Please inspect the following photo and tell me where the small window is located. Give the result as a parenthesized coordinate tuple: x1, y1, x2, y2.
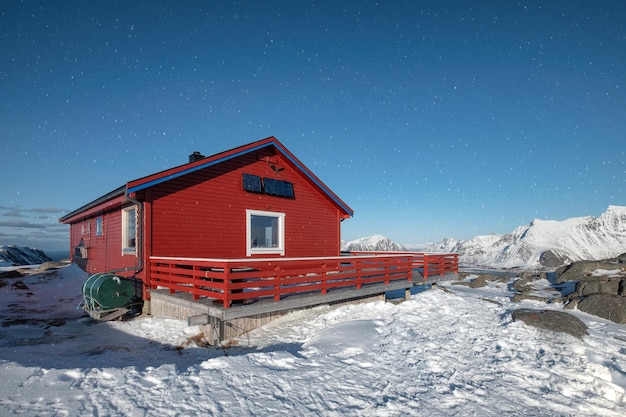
(246, 209, 285, 256)
(122, 207, 137, 255)
(263, 178, 294, 198)
(95, 217, 103, 236)
(242, 173, 263, 193)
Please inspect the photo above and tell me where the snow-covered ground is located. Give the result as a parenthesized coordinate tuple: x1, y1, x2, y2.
(1, 264, 625, 416)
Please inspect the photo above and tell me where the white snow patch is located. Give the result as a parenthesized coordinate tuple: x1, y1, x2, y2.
(0, 264, 625, 416)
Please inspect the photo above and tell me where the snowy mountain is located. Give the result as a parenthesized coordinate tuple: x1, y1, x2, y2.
(415, 205, 626, 269)
(0, 245, 52, 267)
(341, 234, 407, 252)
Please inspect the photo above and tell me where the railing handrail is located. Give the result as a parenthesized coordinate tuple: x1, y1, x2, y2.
(150, 253, 420, 263)
(149, 252, 458, 308)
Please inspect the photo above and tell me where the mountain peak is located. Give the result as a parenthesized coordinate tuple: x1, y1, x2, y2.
(420, 205, 626, 269)
(341, 235, 407, 252)
(0, 245, 53, 266)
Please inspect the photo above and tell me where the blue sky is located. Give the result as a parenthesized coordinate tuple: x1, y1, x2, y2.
(1, 1, 625, 252)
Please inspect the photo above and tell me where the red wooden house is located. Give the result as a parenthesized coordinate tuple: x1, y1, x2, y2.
(59, 137, 354, 301)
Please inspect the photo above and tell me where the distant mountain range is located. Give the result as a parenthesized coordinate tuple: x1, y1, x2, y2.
(341, 234, 407, 252)
(344, 205, 626, 269)
(0, 245, 52, 267)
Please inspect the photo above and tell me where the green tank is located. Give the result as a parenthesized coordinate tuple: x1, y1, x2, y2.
(82, 273, 135, 311)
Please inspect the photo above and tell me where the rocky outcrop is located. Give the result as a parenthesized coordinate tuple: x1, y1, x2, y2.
(555, 253, 626, 284)
(577, 295, 626, 323)
(557, 253, 626, 324)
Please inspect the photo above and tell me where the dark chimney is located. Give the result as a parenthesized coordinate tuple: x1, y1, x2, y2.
(189, 151, 205, 163)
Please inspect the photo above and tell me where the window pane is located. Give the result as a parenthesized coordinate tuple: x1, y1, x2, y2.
(250, 215, 278, 248)
(127, 209, 136, 248)
(96, 217, 103, 236)
(263, 178, 294, 198)
(242, 173, 263, 193)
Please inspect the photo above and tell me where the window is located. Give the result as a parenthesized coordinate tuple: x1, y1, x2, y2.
(263, 178, 295, 198)
(122, 207, 137, 254)
(241, 173, 295, 199)
(242, 173, 263, 193)
(246, 209, 285, 256)
(95, 217, 103, 236)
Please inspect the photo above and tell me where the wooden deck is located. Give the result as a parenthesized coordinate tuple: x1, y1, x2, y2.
(148, 253, 456, 305)
(150, 268, 457, 322)
(147, 253, 457, 343)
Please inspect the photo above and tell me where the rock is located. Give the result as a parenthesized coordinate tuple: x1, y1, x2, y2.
(469, 273, 509, 288)
(556, 259, 624, 284)
(37, 261, 65, 272)
(511, 294, 550, 303)
(512, 275, 540, 292)
(0, 270, 23, 279)
(574, 276, 624, 297)
(512, 308, 588, 339)
(539, 250, 573, 268)
(577, 294, 626, 324)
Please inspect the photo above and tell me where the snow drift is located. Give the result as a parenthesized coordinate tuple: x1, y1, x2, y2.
(1, 264, 625, 416)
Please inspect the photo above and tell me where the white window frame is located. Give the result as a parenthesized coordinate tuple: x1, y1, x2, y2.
(122, 206, 137, 255)
(246, 209, 285, 256)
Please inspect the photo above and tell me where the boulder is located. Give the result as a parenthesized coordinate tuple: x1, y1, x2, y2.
(555, 259, 624, 284)
(573, 276, 624, 297)
(556, 253, 626, 282)
(512, 308, 588, 339)
(577, 294, 626, 324)
(539, 250, 573, 268)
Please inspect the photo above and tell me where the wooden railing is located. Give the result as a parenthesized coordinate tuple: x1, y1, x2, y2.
(149, 252, 458, 308)
(347, 252, 458, 278)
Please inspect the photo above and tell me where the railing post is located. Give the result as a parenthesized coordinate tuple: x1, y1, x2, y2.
(423, 254, 429, 279)
(321, 263, 327, 295)
(273, 265, 281, 302)
(224, 264, 231, 308)
(355, 258, 362, 289)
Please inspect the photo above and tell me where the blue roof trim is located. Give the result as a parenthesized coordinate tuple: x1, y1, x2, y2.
(126, 142, 271, 194)
(126, 139, 353, 216)
(276, 144, 354, 217)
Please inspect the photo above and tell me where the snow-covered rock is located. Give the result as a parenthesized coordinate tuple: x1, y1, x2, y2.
(341, 234, 407, 252)
(0, 245, 52, 266)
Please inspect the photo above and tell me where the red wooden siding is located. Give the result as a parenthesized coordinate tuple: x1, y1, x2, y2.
(68, 206, 140, 276)
(145, 147, 342, 259)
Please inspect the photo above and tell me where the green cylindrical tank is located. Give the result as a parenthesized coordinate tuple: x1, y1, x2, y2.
(82, 273, 135, 310)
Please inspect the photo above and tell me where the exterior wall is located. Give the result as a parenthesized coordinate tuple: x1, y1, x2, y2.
(69, 205, 140, 276)
(145, 147, 342, 259)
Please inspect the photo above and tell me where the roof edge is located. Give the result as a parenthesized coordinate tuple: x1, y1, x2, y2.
(126, 137, 353, 216)
(59, 185, 126, 223)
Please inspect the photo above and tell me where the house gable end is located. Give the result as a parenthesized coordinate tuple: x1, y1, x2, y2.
(126, 137, 353, 217)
